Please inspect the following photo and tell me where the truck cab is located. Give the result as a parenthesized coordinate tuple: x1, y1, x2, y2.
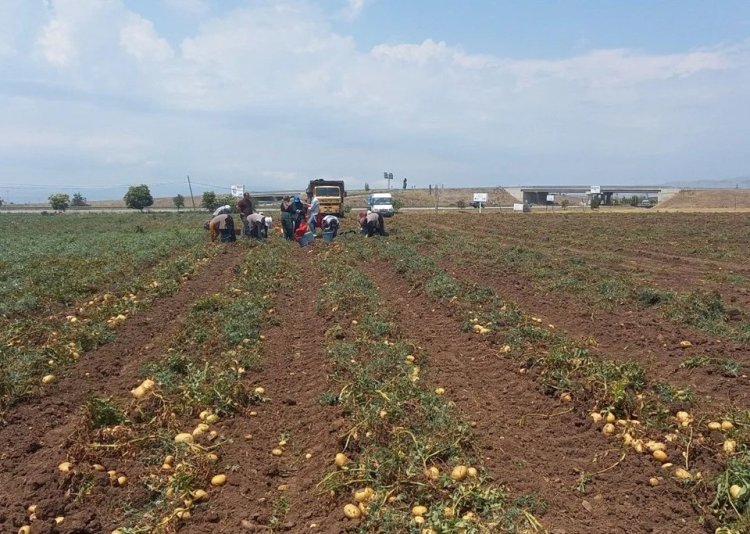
(308, 179, 346, 217)
(367, 193, 395, 217)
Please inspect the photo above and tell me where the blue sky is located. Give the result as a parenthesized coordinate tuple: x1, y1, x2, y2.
(1, 0, 749, 202)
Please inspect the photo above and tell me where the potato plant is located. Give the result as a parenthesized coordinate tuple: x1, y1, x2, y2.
(316, 249, 544, 532)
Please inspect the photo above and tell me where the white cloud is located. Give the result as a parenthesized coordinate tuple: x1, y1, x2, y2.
(4, 0, 750, 199)
(342, 0, 367, 20)
(120, 16, 174, 62)
(38, 17, 76, 66)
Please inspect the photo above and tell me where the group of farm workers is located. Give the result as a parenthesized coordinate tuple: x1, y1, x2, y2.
(206, 190, 387, 245)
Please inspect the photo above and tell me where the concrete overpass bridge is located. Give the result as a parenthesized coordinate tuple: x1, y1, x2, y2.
(504, 186, 680, 205)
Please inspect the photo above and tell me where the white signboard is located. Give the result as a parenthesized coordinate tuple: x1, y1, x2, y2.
(473, 192, 488, 203)
(590, 185, 601, 194)
(546, 194, 555, 202)
(513, 203, 525, 211)
(230, 185, 245, 197)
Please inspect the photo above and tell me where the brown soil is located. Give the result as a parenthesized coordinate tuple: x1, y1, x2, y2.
(0, 245, 244, 533)
(660, 189, 750, 210)
(360, 258, 707, 534)
(182, 247, 345, 533)
(435, 257, 750, 413)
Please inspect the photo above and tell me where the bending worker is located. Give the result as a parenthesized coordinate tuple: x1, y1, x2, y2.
(359, 210, 386, 237)
(208, 211, 236, 242)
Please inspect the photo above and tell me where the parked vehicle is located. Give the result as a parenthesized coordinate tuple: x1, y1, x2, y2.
(308, 179, 346, 216)
(367, 193, 395, 217)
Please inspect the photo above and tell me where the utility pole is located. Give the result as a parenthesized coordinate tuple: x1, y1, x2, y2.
(187, 175, 196, 210)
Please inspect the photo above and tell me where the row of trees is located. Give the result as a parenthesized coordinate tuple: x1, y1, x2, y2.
(46, 186, 233, 213)
(48, 186, 155, 212)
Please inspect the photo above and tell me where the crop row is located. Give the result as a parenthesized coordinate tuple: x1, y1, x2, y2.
(396, 219, 750, 343)
(0, 213, 214, 416)
(314, 245, 544, 532)
(35, 242, 289, 533)
(357, 237, 750, 533)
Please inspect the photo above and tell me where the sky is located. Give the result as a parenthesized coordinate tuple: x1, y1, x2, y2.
(1, 0, 750, 202)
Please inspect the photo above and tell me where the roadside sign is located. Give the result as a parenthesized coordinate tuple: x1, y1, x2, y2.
(230, 185, 244, 197)
(473, 193, 488, 203)
(546, 194, 555, 202)
(590, 185, 601, 194)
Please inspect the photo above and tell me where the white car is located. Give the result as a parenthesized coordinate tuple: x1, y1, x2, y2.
(368, 193, 395, 217)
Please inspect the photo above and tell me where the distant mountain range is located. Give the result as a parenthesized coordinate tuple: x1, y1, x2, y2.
(664, 176, 750, 189)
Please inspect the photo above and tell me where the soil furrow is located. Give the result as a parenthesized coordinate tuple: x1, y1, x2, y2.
(183, 248, 343, 533)
(361, 257, 704, 534)
(0, 246, 244, 532)
(432, 256, 750, 413)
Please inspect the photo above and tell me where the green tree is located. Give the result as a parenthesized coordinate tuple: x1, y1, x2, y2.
(560, 198, 570, 209)
(71, 192, 87, 207)
(201, 191, 218, 212)
(123, 184, 154, 211)
(456, 199, 466, 209)
(392, 197, 403, 213)
(48, 193, 71, 212)
(173, 194, 185, 210)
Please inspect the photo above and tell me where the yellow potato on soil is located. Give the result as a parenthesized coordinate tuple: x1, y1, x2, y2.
(560, 392, 572, 402)
(451, 465, 468, 481)
(58, 461, 72, 473)
(18, 526, 31, 534)
(424, 466, 439, 480)
(27, 505, 37, 514)
(272, 448, 283, 457)
(434, 387, 445, 395)
(590, 413, 603, 423)
(730, 485, 744, 500)
(723, 440, 737, 454)
(55, 517, 64, 525)
(414, 516, 425, 525)
(42, 374, 56, 385)
(199, 410, 210, 420)
(93, 464, 105, 472)
(254, 387, 265, 396)
(205, 414, 220, 424)
(354, 487, 374, 502)
(412, 505, 428, 517)
(653, 450, 668, 463)
(117, 476, 127, 487)
(343, 504, 361, 519)
(646, 441, 666, 453)
(206, 453, 219, 462)
(405, 355, 415, 363)
(675, 411, 690, 423)
(174, 433, 194, 444)
(164, 455, 174, 465)
(467, 467, 478, 478)
(649, 477, 660, 487)
(211, 474, 227, 486)
(335, 453, 349, 468)
(602, 423, 616, 435)
(673, 468, 692, 480)
(721, 421, 734, 431)
(443, 507, 455, 519)
(192, 489, 208, 502)
(708, 421, 722, 431)
(605, 413, 616, 424)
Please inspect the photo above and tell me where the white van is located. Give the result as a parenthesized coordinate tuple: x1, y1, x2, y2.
(368, 193, 395, 217)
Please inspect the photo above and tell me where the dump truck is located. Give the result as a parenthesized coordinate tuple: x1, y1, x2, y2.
(307, 179, 346, 217)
